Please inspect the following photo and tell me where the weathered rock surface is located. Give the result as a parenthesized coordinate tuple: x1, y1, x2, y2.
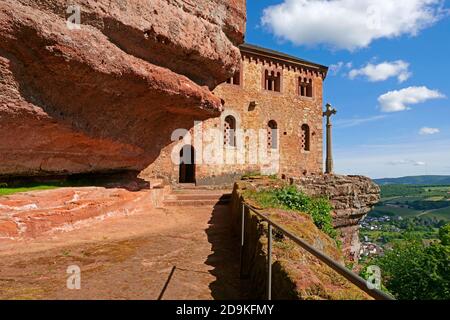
(0, 187, 157, 239)
(293, 174, 381, 261)
(0, 0, 246, 177)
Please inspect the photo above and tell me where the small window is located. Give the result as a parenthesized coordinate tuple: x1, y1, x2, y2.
(299, 78, 313, 98)
(226, 70, 241, 86)
(301, 124, 310, 151)
(224, 115, 237, 147)
(267, 120, 278, 149)
(264, 70, 281, 92)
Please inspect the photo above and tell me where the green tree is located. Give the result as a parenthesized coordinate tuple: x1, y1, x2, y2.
(439, 223, 450, 246)
(374, 226, 450, 300)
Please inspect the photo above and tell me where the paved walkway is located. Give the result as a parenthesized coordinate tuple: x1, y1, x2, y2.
(0, 202, 243, 300)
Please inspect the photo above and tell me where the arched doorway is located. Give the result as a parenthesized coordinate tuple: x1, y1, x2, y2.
(268, 120, 278, 149)
(224, 115, 237, 147)
(179, 145, 195, 183)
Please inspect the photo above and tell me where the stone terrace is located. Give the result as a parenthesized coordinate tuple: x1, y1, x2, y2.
(0, 188, 243, 300)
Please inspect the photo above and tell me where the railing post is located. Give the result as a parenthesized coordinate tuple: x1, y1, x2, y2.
(267, 223, 272, 300)
(240, 199, 245, 278)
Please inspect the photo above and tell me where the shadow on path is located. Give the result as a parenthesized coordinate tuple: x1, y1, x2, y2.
(205, 203, 248, 300)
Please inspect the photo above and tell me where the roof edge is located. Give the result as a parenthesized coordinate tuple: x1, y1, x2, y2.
(239, 43, 328, 77)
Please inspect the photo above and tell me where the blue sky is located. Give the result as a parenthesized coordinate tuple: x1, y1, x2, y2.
(246, 0, 450, 179)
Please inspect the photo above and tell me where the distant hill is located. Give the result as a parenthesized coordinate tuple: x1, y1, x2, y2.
(375, 175, 450, 186)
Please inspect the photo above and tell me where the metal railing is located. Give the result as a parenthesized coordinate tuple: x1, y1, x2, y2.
(239, 200, 394, 300)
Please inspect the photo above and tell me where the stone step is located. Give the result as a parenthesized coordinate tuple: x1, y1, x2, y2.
(164, 186, 232, 207)
(164, 193, 231, 201)
(173, 184, 232, 192)
(163, 198, 230, 207)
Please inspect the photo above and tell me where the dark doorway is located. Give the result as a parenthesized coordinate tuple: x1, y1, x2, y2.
(179, 145, 195, 183)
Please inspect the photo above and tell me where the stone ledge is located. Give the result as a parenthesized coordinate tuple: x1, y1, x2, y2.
(293, 174, 380, 261)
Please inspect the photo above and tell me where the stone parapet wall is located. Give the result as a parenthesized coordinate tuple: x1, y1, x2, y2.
(230, 180, 371, 300)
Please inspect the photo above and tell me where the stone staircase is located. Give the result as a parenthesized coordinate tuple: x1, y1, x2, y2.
(163, 185, 232, 207)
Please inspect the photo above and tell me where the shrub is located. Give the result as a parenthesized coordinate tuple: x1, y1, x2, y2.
(245, 185, 337, 239)
(307, 197, 337, 239)
(275, 186, 336, 239)
(275, 185, 310, 211)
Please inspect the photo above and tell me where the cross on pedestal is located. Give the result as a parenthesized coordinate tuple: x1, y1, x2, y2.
(323, 103, 337, 174)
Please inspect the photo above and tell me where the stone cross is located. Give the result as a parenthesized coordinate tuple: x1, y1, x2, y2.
(323, 103, 337, 174)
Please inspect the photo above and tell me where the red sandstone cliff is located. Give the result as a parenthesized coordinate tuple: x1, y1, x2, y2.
(0, 0, 246, 177)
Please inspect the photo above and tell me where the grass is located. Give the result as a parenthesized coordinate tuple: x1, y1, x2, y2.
(0, 177, 99, 197)
(0, 185, 60, 196)
(372, 205, 419, 217)
(422, 207, 450, 221)
(369, 184, 450, 222)
(243, 185, 338, 240)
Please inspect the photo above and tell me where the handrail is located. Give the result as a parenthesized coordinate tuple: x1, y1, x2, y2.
(240, 200, 394, 300)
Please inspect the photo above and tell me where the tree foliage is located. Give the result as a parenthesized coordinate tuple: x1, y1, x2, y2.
(439, 223, 450, 246)
(373, 224, 450, 300)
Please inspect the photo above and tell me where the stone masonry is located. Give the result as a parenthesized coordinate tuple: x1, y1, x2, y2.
(140, 44, 328, 185)
(293, 174, 381, 261)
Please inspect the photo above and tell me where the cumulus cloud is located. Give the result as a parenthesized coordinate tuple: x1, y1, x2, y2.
(261, 0, 447, 50)
(419, 127, 440, 135)
(348, 60, 411, 82)
(378, 86, 445, 112)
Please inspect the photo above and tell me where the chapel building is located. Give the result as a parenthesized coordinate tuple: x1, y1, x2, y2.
(142, 44, 329, 185)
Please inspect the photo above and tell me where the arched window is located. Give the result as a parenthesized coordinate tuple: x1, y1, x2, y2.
(301, 124, 310, 151)
(224, 115, 236, 147)
(267, 120, 278, 149)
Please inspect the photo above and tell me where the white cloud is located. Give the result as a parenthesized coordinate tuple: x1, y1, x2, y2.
(378, 86, 445, 112)
(348, 60, 411, 83)
(329, 62, 344, 75)
(419, 127, 440, 135)
(261, 0, 447, 50)
(335, 115, 387, 128)
(387, 159, 427, 166)
(329, 61, 353, 76)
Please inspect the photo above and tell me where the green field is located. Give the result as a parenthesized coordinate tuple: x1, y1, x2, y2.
(369, 184, 450, 221)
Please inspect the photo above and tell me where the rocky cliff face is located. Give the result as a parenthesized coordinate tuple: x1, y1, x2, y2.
(0, 0, 246, 177)
(293, 174, 381, 262)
